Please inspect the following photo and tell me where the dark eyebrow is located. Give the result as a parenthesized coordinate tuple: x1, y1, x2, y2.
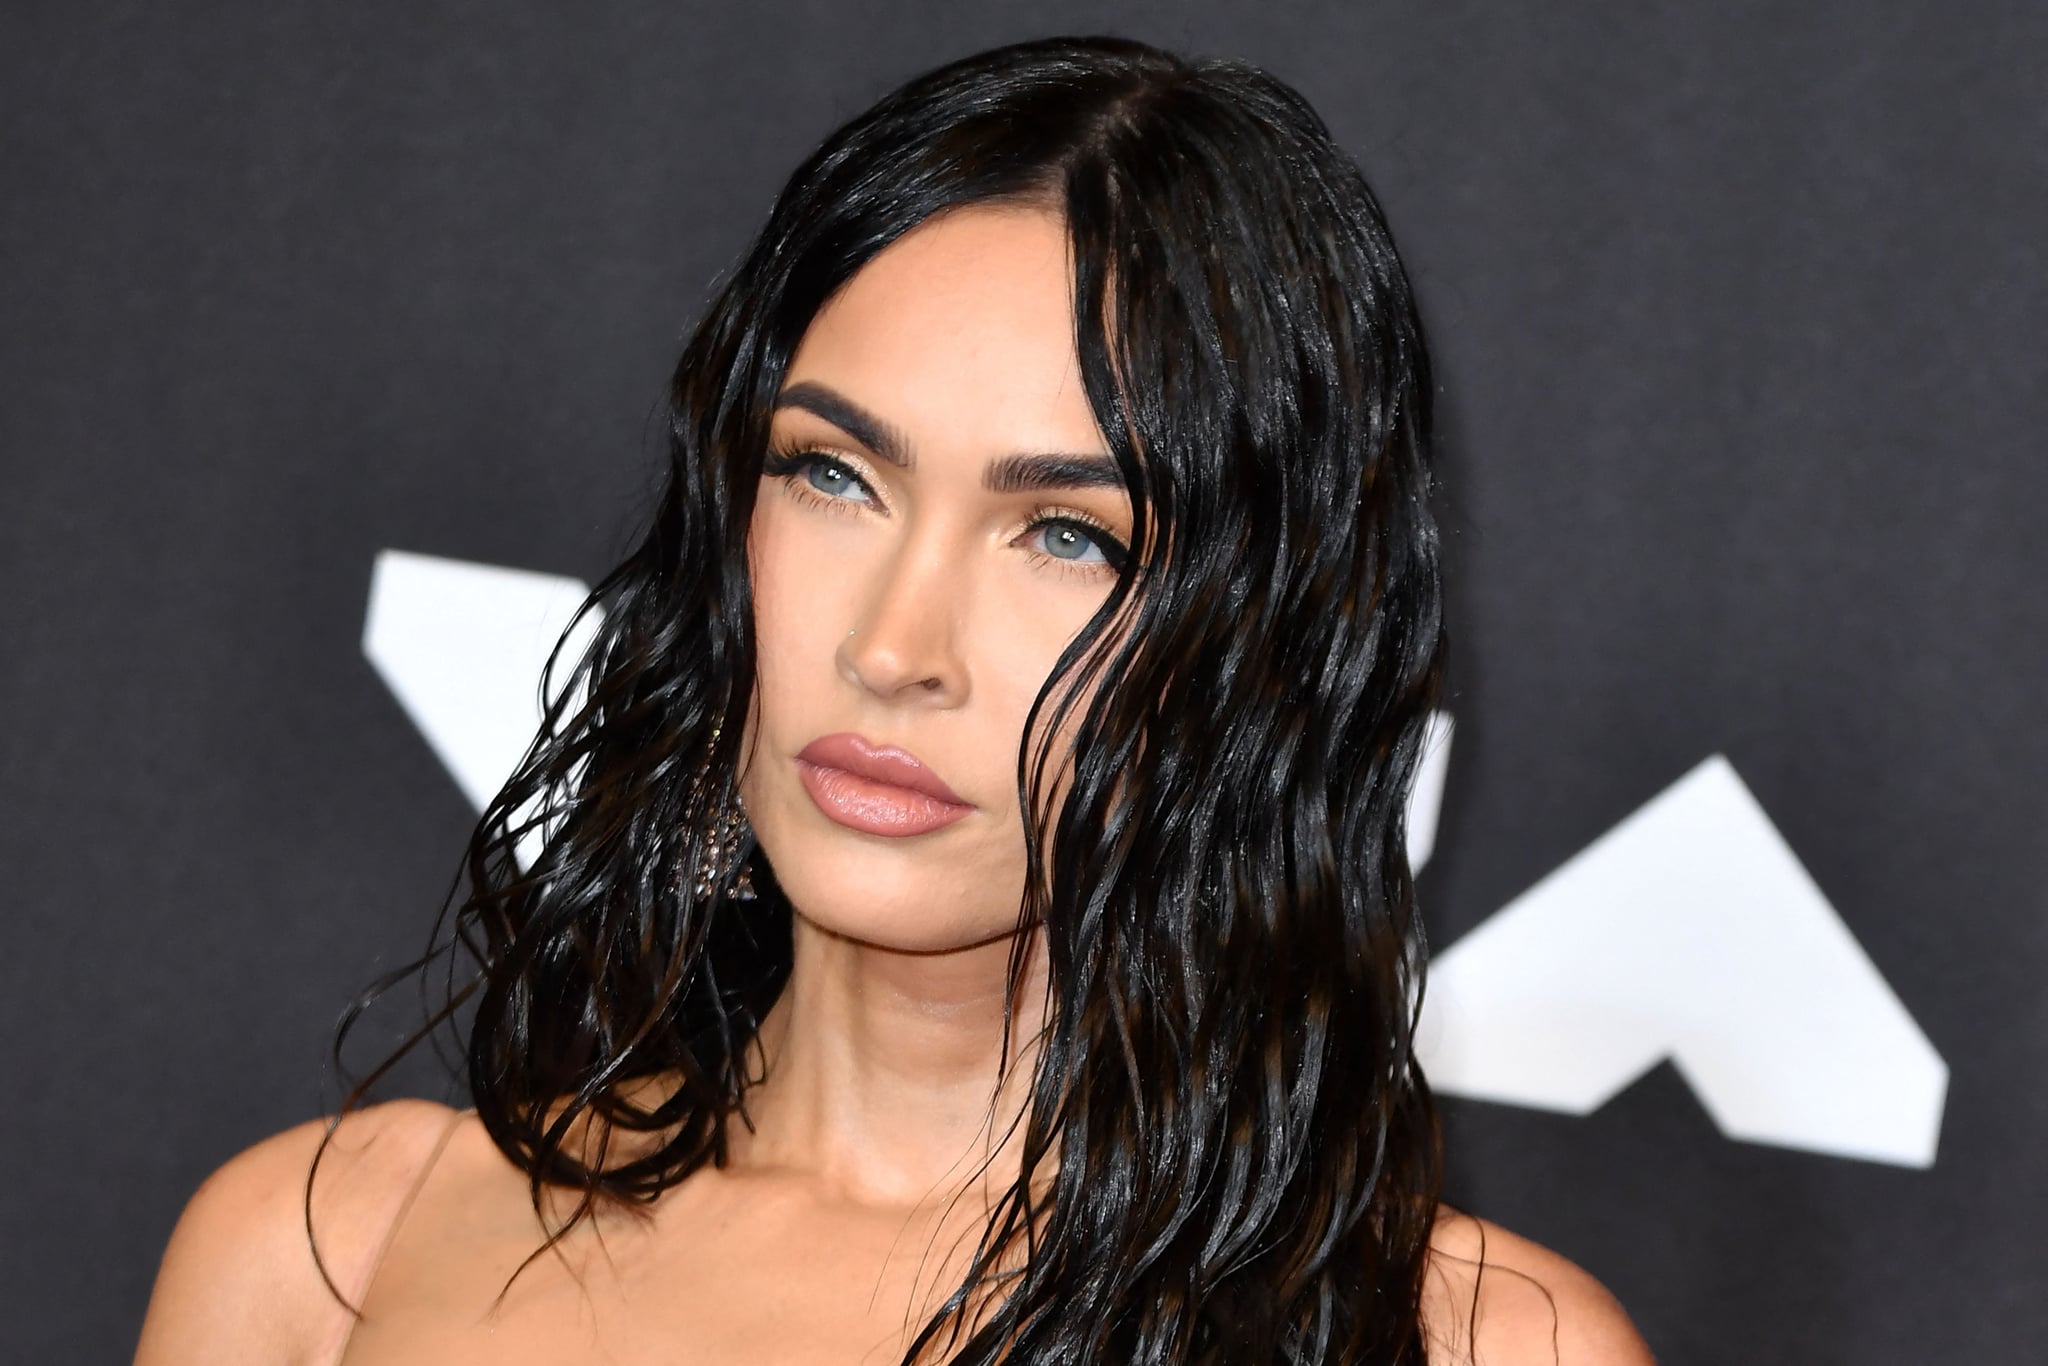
(775, 381, 912, 469)
(983, 452, 1124, 495)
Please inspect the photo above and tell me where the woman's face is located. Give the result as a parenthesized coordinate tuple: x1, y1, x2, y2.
(737, 203, 1132, 953)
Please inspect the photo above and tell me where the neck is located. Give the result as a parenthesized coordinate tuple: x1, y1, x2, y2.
(729, 915, 1051, 1209)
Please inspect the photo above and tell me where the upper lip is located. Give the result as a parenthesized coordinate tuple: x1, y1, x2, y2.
(795, 732, 971, 806)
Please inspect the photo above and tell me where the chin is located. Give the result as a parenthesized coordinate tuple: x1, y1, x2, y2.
(762, 848, 1027, 955)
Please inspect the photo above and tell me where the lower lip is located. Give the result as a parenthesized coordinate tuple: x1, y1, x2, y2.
(795, 760, 974, 837)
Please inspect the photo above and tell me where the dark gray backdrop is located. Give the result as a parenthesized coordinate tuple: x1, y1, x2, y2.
(4, 2, 2042, 1361)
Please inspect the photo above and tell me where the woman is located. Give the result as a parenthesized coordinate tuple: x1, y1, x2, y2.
(137, 35, 1653, 1366)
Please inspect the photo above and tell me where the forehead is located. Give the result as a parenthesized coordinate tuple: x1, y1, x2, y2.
(782, 204, 1105, 457)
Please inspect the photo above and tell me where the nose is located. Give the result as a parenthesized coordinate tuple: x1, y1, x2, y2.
(838, 528, 971, 707)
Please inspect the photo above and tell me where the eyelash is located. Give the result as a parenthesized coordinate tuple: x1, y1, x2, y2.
(763, 446, 1129, 577)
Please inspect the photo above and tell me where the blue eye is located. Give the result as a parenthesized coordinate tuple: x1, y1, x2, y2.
(1031, 517, 1125, 569)
(764, 447, 877, 506)
(802, 458, 871, 502)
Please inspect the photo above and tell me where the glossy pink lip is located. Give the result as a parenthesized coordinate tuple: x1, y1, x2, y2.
(794, 732, 973, 837)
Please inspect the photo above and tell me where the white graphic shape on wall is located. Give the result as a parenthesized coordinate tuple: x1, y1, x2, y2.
(362, 549, 597, 868)
(1415, 754, 1948, 1168)
(1405, 712, 1454, 873)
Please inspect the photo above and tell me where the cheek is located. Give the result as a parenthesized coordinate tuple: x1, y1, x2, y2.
(745, 495, 837, 695)
(739, 497, 827, 801)
(974, 588, 1116, 823)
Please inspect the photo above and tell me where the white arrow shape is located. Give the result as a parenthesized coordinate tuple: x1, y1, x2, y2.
(1406, 711, 1454, 874)
(362, 549, 598, 867)
(1416, 754, 1948, 1168)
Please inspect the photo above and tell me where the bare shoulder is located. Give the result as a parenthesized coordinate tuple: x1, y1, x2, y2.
(133, 1098, 469, 1366)
(1421, 1203, 1656, 1366)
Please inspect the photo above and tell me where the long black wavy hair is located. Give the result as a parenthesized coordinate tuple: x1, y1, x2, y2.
(329, 33, 1450, 1366)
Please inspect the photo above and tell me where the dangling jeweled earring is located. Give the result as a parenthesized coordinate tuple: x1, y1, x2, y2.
(680, 714, 757, 902)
